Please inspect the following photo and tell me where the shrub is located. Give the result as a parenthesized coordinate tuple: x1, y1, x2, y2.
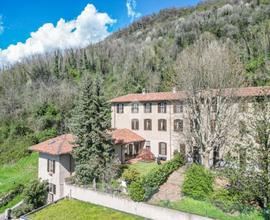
(24, 180, 48, 209)
(211, 188, 239, 213)
(182, 164, 214, 200)
(128, 181, 145, 202)
(128, 153, 184, 202)
(121, 168, 140, 185)
(12, 203, 32, 218)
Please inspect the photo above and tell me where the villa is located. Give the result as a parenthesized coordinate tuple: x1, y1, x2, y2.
(29, 86, 270, 202)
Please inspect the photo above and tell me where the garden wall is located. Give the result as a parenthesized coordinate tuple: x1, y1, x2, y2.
(64, 183, 211, 220)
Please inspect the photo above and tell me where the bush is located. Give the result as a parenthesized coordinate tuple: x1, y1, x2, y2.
(24, 180, 48, 209)
(128, 153, 184, 202)
(12, 203, 32, 218)
(211, 188, 239, 213)
(128, 181, 145, 202)
(121, 168, 139, 185)
(182, 164, 214, 200)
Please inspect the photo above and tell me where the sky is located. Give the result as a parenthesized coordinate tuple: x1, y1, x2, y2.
(0, 0, 200, 65)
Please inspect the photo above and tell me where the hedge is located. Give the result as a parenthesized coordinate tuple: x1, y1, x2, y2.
(182, 164, 214, 200)
(129, 153, 184, 202)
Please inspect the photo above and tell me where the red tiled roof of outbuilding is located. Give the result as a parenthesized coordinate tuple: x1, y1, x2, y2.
(112, 128, 145, 144)
(29, 134, 75, 155)
(29, 129, 145, 155)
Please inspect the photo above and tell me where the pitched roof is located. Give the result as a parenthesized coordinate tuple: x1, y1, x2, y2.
(110, 86, 270, 103)
(29, 129, 145, 155)
(29, 134, 75, 155)
(112, 128, 145, 144)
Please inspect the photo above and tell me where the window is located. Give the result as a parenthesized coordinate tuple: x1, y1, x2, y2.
(144, 119, 152, 130)
(117, 104, 124, 113)
(211, 97, 217, 113)
(49, 183, 56, 194)
(174, 119, 183, 132)
(47, 159, 55, 174)
(210, 119, 216, 133)
(239, 102, 248, 112)
(180, 144, 186, 155)
(174, 102, 183, 113)
(159, 142, 167, 155)
(144, 103, 152, 113)
(131, 103, 139, 113)
(131, 119, 139, 130)
(158, 102, 167, 113)
(158, 119, 167, 131)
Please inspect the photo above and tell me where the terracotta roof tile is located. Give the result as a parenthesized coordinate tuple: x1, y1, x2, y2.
(110, 86, 270, 103)
(29, 134, 75, 155)
(29, 129, 145, 155)
(112, 128, 145, 144)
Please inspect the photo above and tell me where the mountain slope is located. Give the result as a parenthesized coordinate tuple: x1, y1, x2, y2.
(0, 0, 270, 164)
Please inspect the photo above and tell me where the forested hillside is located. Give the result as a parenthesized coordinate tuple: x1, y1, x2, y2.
(1, 0, 270, 164)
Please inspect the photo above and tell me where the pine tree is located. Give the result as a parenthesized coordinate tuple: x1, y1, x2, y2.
(70, 75, 117, 185)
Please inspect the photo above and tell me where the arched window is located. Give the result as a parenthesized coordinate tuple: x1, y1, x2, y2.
(159, 142, 167, 155)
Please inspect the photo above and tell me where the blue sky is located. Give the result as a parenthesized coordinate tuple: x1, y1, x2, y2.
(0, 0, 200, 65)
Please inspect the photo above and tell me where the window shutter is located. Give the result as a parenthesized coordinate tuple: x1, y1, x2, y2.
(47, 159, 49, 172)
(53, 184, 56, 194)
(164, 120, 167, 131)
(158, 103, 160, 113)
(53, 160, 55, 174)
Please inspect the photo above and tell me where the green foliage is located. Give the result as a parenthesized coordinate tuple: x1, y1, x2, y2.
(129, 153, 184, 202)
(158, 197, 264, 220)
(12, 203, 32, 218)
(24, 179, 48, 209)
(182, 164, 214, 200)
(34, 128, 58, 142)
(70, 76, 117, 185)
(121, 168, 140, 184)
(34, 103, 62, 130)
(128, 181, 145, 202)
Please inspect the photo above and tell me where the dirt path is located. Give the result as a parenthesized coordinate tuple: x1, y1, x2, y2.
(150, 166, 186, 203)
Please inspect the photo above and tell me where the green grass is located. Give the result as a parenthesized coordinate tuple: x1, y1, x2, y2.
(128, 161, 158, 176)
(0, 194, 23, 213)
(158, 198, 263, 220)
(0, 153, 38, 197)
(29, 199, 144, 220)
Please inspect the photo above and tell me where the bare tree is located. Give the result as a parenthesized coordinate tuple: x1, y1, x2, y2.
(175, 33, 244, 168)
(224, 94, 270, 216)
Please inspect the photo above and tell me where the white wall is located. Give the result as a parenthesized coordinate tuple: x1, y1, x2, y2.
(38, 153, 73, 201)
(64, 183, 211, 220)
(112, 101, 186, 160)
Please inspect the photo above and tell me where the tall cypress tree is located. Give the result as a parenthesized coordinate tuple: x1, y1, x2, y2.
(70, 75, 115, 185)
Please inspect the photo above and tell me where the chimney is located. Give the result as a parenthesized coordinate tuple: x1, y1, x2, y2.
(142, 88, 146, 95)
(172, 87, 177, 93)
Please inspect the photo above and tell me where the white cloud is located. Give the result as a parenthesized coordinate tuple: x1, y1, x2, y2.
(126, 0, 141, 21)
(0, 4, 116, 66)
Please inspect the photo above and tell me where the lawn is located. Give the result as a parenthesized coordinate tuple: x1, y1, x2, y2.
(0, 153, 38, 197)
(29, 199, 144, 220)
(128, 161, 158, 176)
(158, 198, 263, 220)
